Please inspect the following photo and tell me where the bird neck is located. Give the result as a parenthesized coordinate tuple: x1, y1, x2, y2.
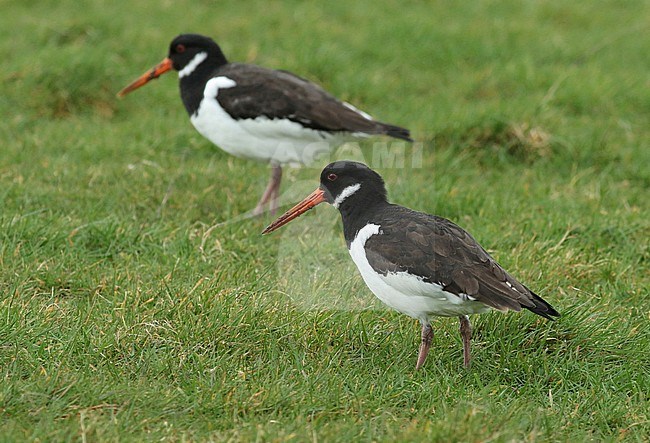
(179, 56, 227, 116)
(339, 197, 389, 246)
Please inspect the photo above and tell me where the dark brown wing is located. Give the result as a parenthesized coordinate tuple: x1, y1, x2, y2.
(214, 63, 412, 141)
(365, 206, 559, 319)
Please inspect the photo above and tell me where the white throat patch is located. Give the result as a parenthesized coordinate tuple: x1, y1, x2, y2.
(178, 52, 208, 78)
(333, 183, 361, 209)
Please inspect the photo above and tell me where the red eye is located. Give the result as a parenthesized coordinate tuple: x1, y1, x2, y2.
(175, 44, 186, 53)
(327, 173, 337, 181)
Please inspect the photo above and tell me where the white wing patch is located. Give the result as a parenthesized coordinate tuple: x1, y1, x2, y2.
(343, 102, 373, 120)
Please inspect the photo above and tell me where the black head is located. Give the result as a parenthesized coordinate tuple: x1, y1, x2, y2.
(168, 34, 228, 71)
(262, 161, 389, 235)
(117, 33, 228, 98)
(319, 161, 388, 210)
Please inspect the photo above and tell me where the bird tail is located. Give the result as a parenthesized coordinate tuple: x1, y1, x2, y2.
(525, 290, 560, 320)
(376, 122, 413, 142)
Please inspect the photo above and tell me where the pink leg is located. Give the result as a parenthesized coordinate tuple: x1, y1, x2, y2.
(252, 165, 282, 216)
(459, 315, 472, 368)
(268, 165, 282, 215)
(416, 322, 433, 370)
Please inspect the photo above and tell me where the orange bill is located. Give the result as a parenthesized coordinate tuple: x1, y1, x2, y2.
(117, 57, 174, 97)
(262, 188, 326, 234)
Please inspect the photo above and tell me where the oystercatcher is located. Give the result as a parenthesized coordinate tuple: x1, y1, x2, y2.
(118, 34, 412, 215)
(262, 161, 559, 369)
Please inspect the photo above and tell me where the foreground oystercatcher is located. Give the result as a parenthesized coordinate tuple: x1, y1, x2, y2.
(118, 34, 412, 215)
(262, 161, 559, 369)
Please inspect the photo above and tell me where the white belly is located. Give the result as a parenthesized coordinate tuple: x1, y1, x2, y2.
(190, 76, 347, 165)
(348, 224, 491, 322)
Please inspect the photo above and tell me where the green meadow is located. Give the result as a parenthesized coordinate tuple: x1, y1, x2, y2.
(1, 0, 649, 441)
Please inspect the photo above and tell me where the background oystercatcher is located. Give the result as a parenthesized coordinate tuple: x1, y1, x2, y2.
(263, 161, 559, 369)
(118, 34, 412, 215)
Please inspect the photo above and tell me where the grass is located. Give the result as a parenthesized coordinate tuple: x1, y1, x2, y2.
(1, 0, 649, 441)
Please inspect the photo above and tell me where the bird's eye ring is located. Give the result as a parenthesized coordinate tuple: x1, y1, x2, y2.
(327, 173, 338, 181)
(175, 44, 186, 53)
